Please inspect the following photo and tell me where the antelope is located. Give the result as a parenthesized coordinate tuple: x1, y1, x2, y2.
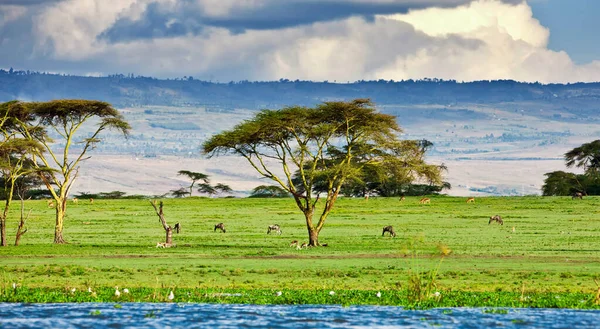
(466, 197, 475, 203)
(156, 242, 174, 248)
(419, 197, 430, 204)
(399, 196, 405, 201)
(572, 192, 584, 200)
(289, 240, 299, 247)
(364, 194, 369, 201)
(47, 200, 55, 208)
(174, 222, 181, 234)
(382, 225, 396, 237)
(214, 222, 226, 233)
(72, 197, 78, 204)
(489, 215, 504, 225)
(300, 242, 308, 249)
(89, 198, 94, 204)
(267, 224, 282, 235)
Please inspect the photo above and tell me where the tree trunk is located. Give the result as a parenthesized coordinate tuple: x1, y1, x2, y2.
(308, 228, 319, 247)
(165, 227, 173, 244)
(15, 199, 29, 246)
(53, 199, 66, 244)
(0, 217, 6, 247)
(1, 188, 14, 247)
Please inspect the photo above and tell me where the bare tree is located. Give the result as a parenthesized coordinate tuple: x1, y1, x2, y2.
(150, 200, 180, 247)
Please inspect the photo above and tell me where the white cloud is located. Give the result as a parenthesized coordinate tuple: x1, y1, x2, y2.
(4, 0, 600, 83)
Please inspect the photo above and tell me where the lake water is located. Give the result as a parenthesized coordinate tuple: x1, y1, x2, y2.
(1, 303, 599, 328)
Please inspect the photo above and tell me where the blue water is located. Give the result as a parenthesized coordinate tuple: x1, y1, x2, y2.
(1, 303, 599, 328)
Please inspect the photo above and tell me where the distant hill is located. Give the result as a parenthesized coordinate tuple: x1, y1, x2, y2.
(1, 69, 600, 110)
(1, 68, 599, 197)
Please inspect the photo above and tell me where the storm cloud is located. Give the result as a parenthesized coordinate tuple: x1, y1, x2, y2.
(99, 0, 500, 43)
(1, 0, 599, 83)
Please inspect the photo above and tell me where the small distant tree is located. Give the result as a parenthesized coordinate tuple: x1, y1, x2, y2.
(170, 187, 188, 198)
(177, 170, 209, 197)
(541, 171, 582, 196)
(197, 183, 216, 197)
(214, 183, 232, 196)
(249, 185, 290, 198)
(203, 99, 442, 246)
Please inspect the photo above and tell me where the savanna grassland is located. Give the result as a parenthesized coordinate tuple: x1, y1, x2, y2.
(1, 196, 599, 307)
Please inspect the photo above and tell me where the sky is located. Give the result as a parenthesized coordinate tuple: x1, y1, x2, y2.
(0, 0, 599, 83)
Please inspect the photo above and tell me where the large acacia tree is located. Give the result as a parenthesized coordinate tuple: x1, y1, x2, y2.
(203, 99, 442, 246)
(11, 100, 130, 244)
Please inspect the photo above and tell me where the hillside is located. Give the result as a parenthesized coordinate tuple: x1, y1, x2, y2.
(1, 69, 599, 196)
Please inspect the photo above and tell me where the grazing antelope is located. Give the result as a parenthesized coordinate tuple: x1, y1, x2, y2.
(72, 197, 78, 204)
(89, 198, 94, 204)
(214, 222, 226, 233)
(300, 242, 308, 249)
(572, 192, 584, 200)
(382, 225, 396, 237)
(489, 215, 504, 225)
(364, 194, 369, 201)
(289, 240, 299, 247)
(156, 242, 174, 248)
(466, 197, 475, 203)
(174, 222, 181, 234)
(419, 197, 431, 204)
(267, 224, 282, 235)
(399, 196, 405, 201)
(47, 200, 55, 208)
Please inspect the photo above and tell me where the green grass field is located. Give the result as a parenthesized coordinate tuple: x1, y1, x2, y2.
(1, 196, 599, 306)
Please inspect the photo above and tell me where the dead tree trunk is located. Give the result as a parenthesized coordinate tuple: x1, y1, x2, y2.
(15, 198, 30, 246)
(150, 200, 178, 247)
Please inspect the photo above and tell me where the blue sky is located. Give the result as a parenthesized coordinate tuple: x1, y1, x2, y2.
(530, 0, 600, 64)
(0, 0, 598, 82)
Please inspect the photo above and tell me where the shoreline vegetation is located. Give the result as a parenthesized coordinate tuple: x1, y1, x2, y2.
(1, 196, 599, 308)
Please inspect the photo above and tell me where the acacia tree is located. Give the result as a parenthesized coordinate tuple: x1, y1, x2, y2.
(203, 99, 442, 246)
(565, 140, 600, 177)
(214, 183, 232, 196)
(541, 140, 600, 196)
(12, 100, 130, 244)
(177, 170, 209, 197)
(0, 101, 45, 246)
(249, 185, 290, 198)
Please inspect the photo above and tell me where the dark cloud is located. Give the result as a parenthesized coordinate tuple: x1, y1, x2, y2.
(100, 0, 521, 43)
(0, 0, 64, 5)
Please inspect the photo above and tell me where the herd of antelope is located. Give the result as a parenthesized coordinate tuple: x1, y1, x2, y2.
(54, 192, 586, 248)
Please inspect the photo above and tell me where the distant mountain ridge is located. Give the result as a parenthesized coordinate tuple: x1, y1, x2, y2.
(1, 69, 600, 109)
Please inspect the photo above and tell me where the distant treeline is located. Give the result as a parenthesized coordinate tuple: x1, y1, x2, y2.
(1, 68, 600, 108)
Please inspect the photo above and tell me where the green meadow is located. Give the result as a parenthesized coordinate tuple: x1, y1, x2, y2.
(1, 196, 599, 307)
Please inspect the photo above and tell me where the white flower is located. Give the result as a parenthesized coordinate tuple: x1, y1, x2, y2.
(275, 291, 282, 297)
(329, 291, 335, 296)
(434, 291, 441, 297)
(71, 288, 76, 293)
(88, 287, 93, 293)
(12, 283, 16, 289)
(114, 286, 120, 297)
(123, 288, 129, 294)
(376, 291, 381, 298)
(168, 291, 174, 300)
